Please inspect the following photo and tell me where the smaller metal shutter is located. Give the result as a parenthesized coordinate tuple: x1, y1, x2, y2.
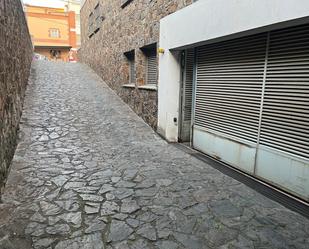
(130, 60, 136, 83)
(184, 49, 194, 121)
(147, 54, 157, 85)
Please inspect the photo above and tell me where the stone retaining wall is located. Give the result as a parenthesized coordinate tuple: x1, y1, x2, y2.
(79, 0, 194, 129)
(0, 0, 33, 195)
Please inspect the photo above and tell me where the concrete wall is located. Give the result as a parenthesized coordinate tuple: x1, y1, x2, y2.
(79, 0, 193, 129)
(0, 0, 33, 195)
(158, 0, 309, 141)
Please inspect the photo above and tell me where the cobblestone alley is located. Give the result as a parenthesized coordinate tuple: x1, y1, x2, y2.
(0, 61, 308, 249)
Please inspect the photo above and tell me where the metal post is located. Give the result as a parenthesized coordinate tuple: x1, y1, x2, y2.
(254, 32, 270, 175)
(190, 47, 198, 147)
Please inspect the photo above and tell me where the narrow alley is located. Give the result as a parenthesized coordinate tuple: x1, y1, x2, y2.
(0, 61, 308, 249)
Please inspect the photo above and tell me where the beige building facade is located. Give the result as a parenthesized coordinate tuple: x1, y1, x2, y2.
(25, 5, 77, 62)
(79, 0, 195, 129)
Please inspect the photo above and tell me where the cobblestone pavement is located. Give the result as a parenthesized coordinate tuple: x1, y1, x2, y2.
(0, 61, 308, 249)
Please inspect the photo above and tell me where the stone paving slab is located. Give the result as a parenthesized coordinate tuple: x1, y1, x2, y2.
(0, 61, 308, 249)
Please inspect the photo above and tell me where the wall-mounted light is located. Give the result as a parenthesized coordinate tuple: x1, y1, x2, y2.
(158, 48, 165, 54)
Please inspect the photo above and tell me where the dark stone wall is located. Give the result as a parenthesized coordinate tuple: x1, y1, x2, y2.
(0, 0, 33, 195)
(79, 0, 193, 129)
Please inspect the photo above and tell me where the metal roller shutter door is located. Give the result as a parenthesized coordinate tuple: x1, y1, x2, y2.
(260, 24, 309, 159)
(254, 24, 309, 200)
(184, 49, 195, 122)
(195, 33, 268, 144)
(193, 24, 309, 200)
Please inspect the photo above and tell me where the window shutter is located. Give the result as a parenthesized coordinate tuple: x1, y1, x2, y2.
(147, 54, 157, 85)
(130, 60, 136, 83)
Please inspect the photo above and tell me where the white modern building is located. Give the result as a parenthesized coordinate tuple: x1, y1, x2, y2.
(158, 0, 309, 201)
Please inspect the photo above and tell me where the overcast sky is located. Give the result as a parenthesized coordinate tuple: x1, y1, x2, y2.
(22, 0, 73, 8)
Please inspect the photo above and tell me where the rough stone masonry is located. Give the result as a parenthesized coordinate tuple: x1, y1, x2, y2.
(79, 0, 194, 129)
(0, 0, 33, 195)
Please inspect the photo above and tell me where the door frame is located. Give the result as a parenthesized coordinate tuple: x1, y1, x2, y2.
(178, 49, 197, 143)
(178, 50, 186, 142)
(190, 48, 197, 146)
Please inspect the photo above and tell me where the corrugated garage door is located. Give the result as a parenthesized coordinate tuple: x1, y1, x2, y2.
(260, 24, 309, 159)
(193, 23, 309, 200)
(195, 33, 268, 143)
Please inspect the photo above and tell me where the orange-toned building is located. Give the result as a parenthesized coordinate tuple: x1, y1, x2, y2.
(25, 5, 77, 62)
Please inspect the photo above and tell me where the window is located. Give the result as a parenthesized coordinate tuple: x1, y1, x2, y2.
(50, 50, 61, 59)
(89, 3, 103, 38)
(49, 28, 60, 38)
(94, 3, 101, 33)
(129, 60, 136, 84)
(88, 12, 94, 37)
(124, 50, 135, 84)
(141, 43, 157, 85)
(146, 52, 157, 85)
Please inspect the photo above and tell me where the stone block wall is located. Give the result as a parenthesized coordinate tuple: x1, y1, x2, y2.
(79, 0, 194, 129)
(0, 0, 33, 195)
